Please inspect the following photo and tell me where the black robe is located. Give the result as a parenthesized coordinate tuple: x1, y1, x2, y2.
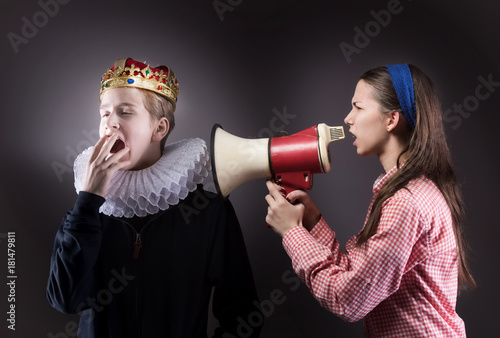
(47, 185, 261, 337)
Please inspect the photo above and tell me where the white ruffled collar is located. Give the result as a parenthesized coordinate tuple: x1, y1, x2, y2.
(74, 138, 211, 218)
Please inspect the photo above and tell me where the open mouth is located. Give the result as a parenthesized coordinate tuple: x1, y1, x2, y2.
(350, 132, 357, 146)
(110, 137, 126, 154)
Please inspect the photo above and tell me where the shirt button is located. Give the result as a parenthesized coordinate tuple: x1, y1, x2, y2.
(365, 278, 371, 284)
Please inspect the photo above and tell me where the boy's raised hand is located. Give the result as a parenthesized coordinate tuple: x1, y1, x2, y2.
(82, 133, 130, 197)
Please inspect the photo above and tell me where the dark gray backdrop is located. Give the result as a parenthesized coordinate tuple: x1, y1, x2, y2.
(1, 0, 498, 337)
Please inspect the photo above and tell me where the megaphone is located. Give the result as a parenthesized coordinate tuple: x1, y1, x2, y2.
(210, 123, 345, 198)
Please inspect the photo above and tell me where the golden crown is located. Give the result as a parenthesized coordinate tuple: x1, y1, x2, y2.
(100, 58, 179, 111)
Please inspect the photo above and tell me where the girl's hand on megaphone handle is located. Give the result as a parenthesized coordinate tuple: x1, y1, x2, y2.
(265, 180, 305, 238)
(286, 189, 321, 232)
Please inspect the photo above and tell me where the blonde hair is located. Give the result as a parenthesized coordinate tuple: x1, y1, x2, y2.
(139, 89, 175, 150)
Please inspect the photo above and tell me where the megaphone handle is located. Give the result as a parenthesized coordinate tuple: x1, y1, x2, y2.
(266, 172, 313, 228)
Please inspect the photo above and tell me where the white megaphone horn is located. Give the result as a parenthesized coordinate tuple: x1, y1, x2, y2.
(210, 123, 345, 198)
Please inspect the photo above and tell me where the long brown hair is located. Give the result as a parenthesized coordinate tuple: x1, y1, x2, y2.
(356, 65, 475, 288)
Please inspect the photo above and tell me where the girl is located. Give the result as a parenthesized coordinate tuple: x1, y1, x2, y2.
(265, 64, 474, 337)
(47, 58, 261, 337)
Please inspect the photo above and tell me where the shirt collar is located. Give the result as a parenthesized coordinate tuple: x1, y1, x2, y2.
(373, 164, 400, 195)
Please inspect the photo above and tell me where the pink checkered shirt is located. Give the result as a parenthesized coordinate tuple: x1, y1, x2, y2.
(282, 166, 466, 337)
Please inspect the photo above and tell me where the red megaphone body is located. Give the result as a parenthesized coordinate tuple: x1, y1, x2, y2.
(210, 123, 345, 198)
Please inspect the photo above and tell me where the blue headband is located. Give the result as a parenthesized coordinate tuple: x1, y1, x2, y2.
(385, 64, 416, 129)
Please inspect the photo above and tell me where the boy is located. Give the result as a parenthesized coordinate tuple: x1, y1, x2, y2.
(47, 58, 261, 337)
